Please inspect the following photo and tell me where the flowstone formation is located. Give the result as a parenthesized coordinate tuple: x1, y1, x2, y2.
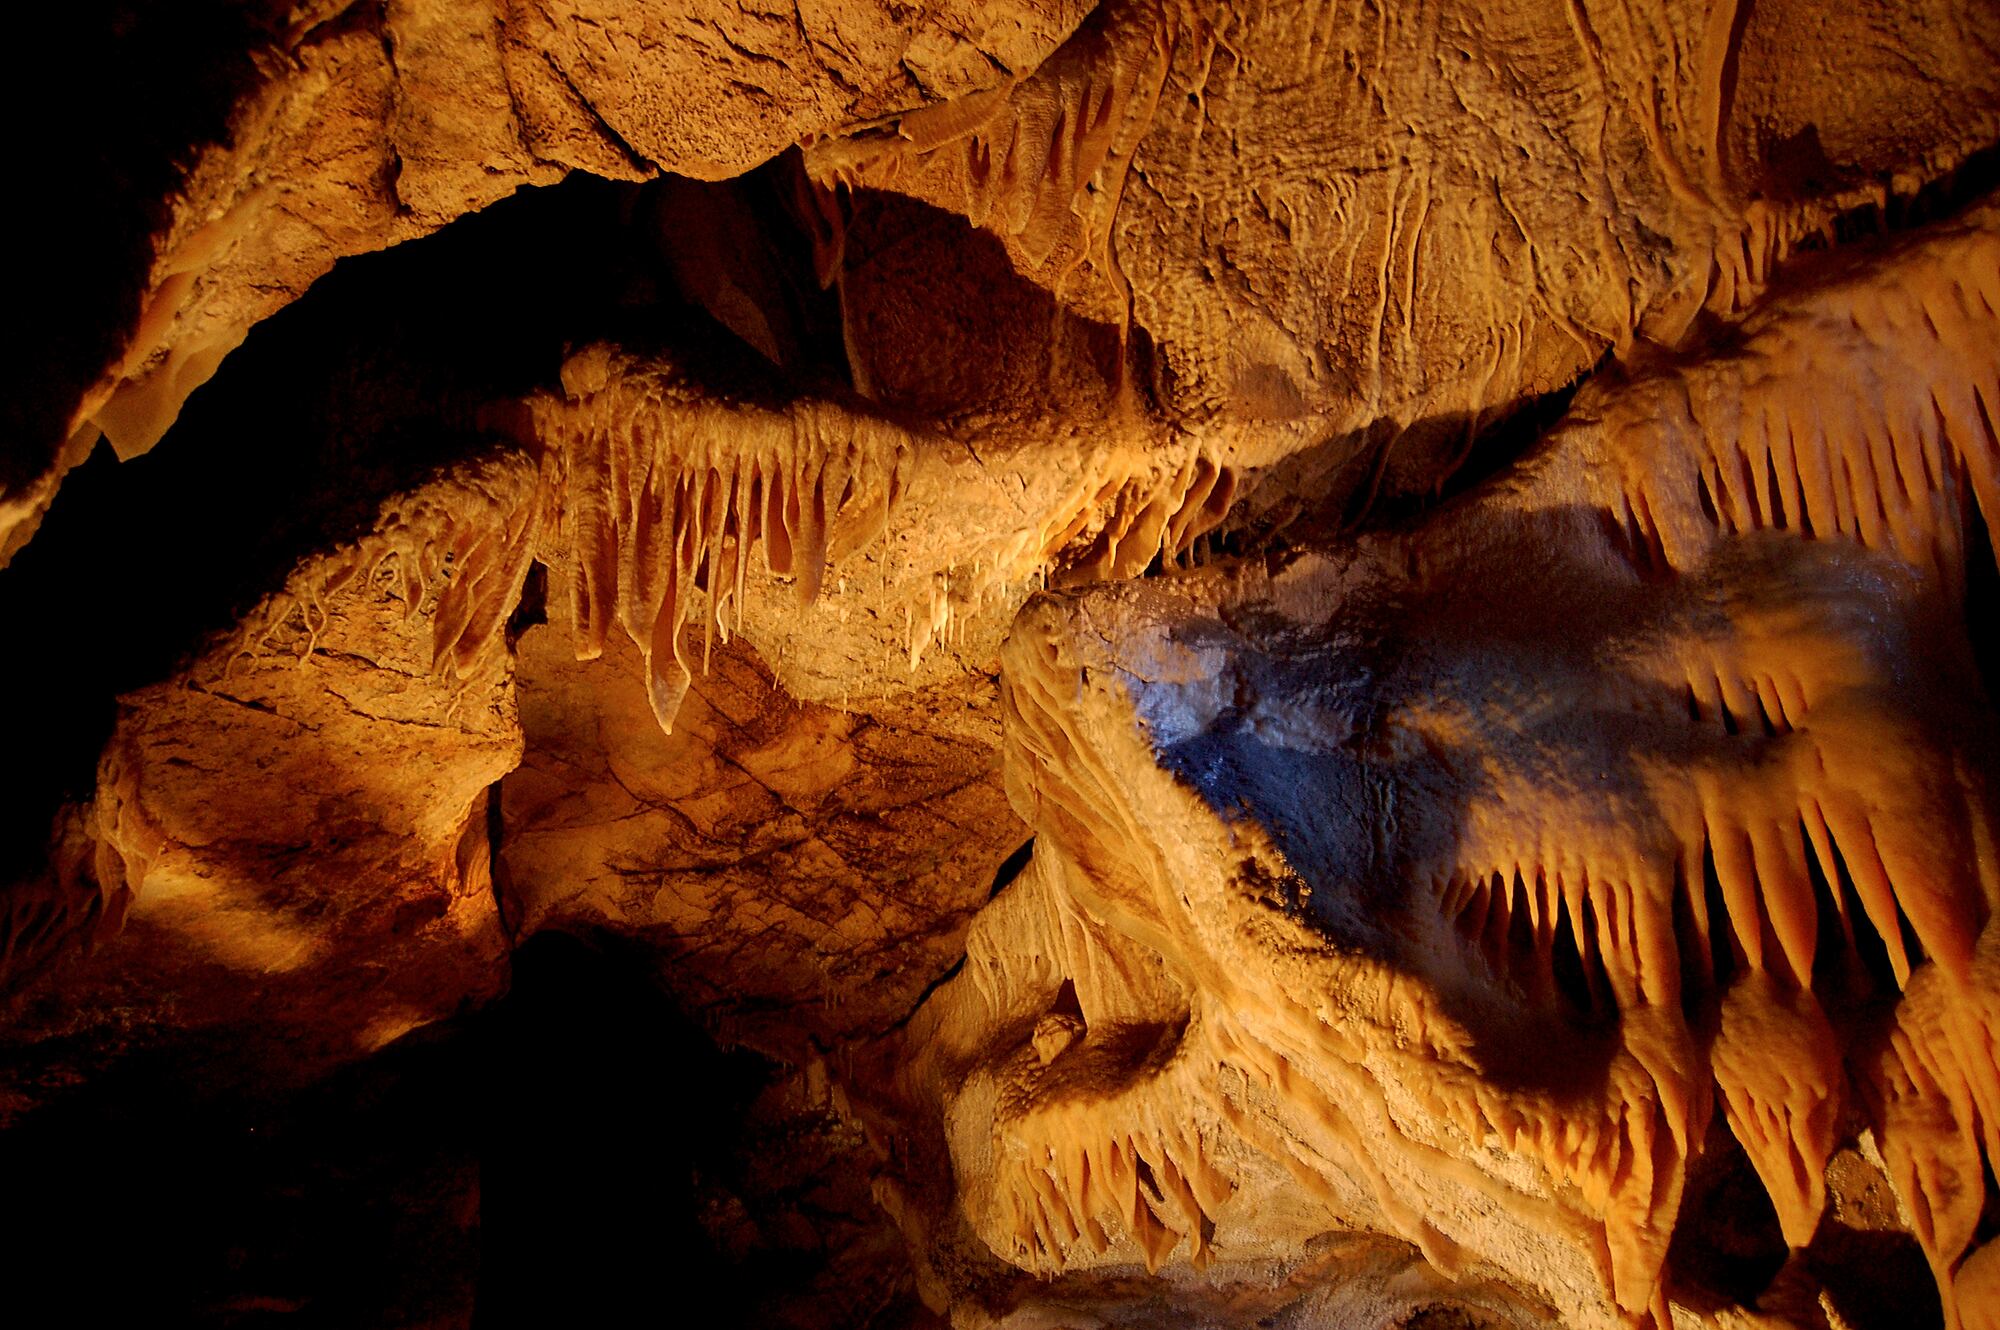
(4, 2, 2000, 1327)
(898, 208, 2000, 1329)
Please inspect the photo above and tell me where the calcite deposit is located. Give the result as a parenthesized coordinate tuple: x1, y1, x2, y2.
(4, 2, 1999, 1327)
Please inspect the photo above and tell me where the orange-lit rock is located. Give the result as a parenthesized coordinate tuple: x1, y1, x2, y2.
(894, 197, 2000, 1329)
(3, 2, 1999, 1327)
(500, 592, 1023, 1057)
(0, 0, 1094, 566)
(4, 451, 536, 1090)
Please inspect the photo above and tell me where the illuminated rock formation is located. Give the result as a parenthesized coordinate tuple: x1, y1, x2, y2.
(4, 451, 535, 1076)
(0, 0, 1095, 565)
(896, 196, 2000, 1329)
(2, 2, 1998, 1327)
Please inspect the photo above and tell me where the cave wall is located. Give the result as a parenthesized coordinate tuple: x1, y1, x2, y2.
(4, 2, 2000, 1327)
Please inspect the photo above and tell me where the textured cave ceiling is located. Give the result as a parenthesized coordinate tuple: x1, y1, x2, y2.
(4, 2, 2000, 1327)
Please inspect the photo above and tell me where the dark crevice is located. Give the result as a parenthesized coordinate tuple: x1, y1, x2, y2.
(1893, 895, 1928, 978)
(1754, 690, 1779, 738)
(1765, 446, 1790, 531)
(1718, 693, 1741, 737)
(1424, 357, 1609, 512)
(868, 839, 1038, 1041)
(1132, 1155, 1164, 1209)
(1885, 138, 2000, 231)
(1503, 875, 1538, 978)
(1600, 503, 1673, 582)
(1050, 977, 1085, 1023)
(1703, 836, 1741, 996)
(990, 838, 1037, 899)
(485, 780, 511, 937)
(1672, 853, 1712, 1027)
(1739, 137, 2000, 302)
(503, 560, 550, 648)
(1576, 891, 1612, 1015)
(1803, 818, 1849, 994)
(1792, 138, 2000, 249)
(1668, 1119, 1789, 1306)
(1828, 833, 1900, 997)
(1202, 357, 1605, 567)
(1733, 447, 1763, 528)
(1803, 1212, 1941, 1330)
(1549, 890, 1596, 1022)
(1963, 480, 2000, 708)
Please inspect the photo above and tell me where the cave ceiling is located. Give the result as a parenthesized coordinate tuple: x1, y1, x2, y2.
(5, 1, 2000, 1327)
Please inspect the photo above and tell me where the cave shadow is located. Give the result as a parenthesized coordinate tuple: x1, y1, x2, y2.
(1157, 500, 1993, 1067)
(472, 929, 771, 1329)
(3, 0, 295, 496)
(1201, 362, 1599, 566)
(0, 929, 777, 1326)
(0, 1006, 487, 1325)
(1140, 495, 1991, 1314)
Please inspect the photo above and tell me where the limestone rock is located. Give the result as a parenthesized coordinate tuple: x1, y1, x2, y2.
(4, 450, 538, 1089)
(4, 2, 2000, 1327)
(0, 0, 1092, 568)
(898, 194, 2000, 1328)
(500, 588, 1024, 1057)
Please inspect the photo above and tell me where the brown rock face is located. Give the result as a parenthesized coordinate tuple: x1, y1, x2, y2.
(4, 3, 2000, 1328)
(502, 599, 1021, 1057)
(903, 205, 2000, 1328)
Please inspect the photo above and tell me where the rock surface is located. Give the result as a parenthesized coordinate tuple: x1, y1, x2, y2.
(4, 2, 2000, 1328)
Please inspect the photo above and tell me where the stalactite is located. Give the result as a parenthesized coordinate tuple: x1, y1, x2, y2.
(1055, 450, 1238, 585)
(801, 0, 1186, 323)
(223, 452, 543, 688)
(1562, 208, 2000, 1319)
(1606, 202, 2000, 605)
(529, 348, 912, 733)
(918, 200, 2000, 1330)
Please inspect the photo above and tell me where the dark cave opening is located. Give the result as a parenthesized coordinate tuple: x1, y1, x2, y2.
(473, 930, 770, 1328)
(0, 930, 778, 1326)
